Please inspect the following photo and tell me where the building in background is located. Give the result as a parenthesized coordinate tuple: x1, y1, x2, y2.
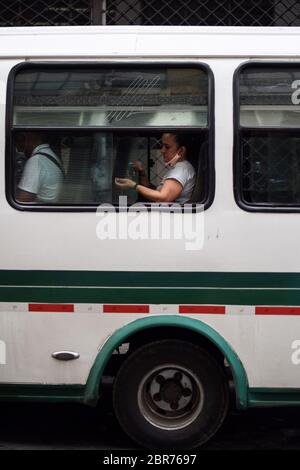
(0, 0, 299, 27)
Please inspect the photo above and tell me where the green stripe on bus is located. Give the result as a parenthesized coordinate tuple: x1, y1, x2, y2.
(1, 270, 300, 288)
(1, 270, 300, 305)
(1, 286, 300, 305)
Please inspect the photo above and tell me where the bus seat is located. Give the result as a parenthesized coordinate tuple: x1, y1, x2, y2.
(58, 136, 93, 204)
(189, 140, 208, 204)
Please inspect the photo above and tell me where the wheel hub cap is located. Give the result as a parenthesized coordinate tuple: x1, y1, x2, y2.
(138, 364, 204, 430)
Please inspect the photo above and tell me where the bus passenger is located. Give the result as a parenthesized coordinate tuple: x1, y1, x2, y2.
(15, 132, 64, 203)
(115, 133, 196, 204)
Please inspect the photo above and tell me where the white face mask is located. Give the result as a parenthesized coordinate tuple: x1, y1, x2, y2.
(165, 152, 181, 168)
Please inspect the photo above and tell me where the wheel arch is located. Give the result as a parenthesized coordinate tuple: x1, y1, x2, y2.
(84, 315, 249, 408)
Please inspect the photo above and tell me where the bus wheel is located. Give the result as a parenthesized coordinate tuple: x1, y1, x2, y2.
(113, 339, 229, 449)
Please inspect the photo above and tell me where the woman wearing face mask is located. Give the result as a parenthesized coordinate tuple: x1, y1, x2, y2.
(115, 133, 195, 204)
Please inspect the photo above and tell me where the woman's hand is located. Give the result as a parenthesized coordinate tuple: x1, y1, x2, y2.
(115, 177, 136, 189)
(131, 160, 145, 174)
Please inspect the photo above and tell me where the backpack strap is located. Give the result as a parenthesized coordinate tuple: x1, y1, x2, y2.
(34, 151, 66, 178)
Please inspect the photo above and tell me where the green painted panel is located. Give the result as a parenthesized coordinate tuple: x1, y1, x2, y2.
(248, 388, 300, 407)
(0, 384, 85, 402)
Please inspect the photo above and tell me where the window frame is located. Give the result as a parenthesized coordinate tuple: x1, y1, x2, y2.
(234, 61, 300, 213)
(6, 61, 215, 212)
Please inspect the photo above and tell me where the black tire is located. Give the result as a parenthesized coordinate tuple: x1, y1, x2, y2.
(113, 339, 229, 449)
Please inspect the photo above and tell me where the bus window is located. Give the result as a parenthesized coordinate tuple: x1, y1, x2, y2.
(235, 64, 300, 209)
(8, 63, 213, 209)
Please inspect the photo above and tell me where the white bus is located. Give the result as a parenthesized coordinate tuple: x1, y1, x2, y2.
(1, 25, 300, 449)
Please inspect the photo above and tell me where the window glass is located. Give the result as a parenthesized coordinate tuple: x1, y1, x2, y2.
(240, 67, 300, 127)
(238, 64, 300, 208)
(241, 131, 300, 205)
(10, 64, 211, 208)
(13, 67, 208, 127)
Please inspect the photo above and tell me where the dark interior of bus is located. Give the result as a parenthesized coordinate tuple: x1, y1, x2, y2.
(14, 131, 209, 206)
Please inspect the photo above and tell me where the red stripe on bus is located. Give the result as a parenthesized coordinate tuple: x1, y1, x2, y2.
(28, 304, 74, 313)
(179, 305, 225, 314)
(256, 306, 300, 315)
(103, 304, 150, 314)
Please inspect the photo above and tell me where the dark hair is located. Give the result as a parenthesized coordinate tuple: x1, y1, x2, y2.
(173, 133, 190, 149)
(163, 132, 204, 168)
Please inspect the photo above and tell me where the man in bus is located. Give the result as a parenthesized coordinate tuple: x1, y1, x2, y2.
(15, 132, 64, 203)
